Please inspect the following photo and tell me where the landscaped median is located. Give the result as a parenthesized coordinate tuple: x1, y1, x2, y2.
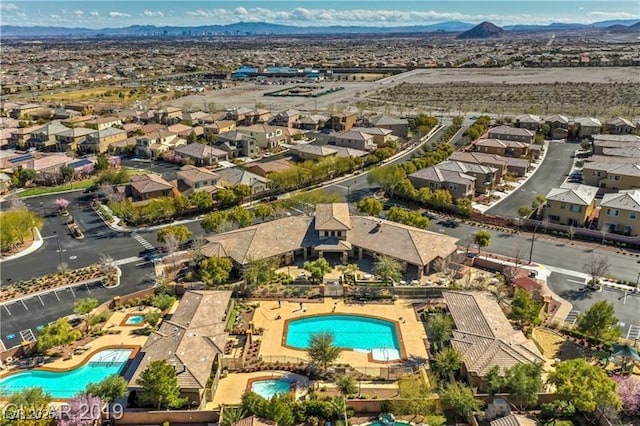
(0, 263, 121, 303)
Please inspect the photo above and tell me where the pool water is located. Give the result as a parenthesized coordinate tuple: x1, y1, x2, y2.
(285, 314, 400, 353)
(125, 315, 145, 325)
(0, 349, 132, 399)
(251, 379, 291, 399)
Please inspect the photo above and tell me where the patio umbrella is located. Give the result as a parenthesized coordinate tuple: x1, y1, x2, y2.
(611, 344, 640, 362)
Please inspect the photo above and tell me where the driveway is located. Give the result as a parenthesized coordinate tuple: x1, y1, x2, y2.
(486, 141, 577, 218)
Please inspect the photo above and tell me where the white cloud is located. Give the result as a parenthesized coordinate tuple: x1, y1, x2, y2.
(109, 11, 131, 18)
(49, 14, 61, 20)
(587, 11, 638, 20)
(74, 10, 83, 16)
(89, 11, 100, 17)
(0, 3, 18, 11)
(143, 9, 164, 17)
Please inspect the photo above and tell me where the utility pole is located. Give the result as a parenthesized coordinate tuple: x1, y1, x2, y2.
(528, 223, 540, 265)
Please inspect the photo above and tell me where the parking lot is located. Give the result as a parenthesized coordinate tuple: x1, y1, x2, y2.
(0, 261, 155, 350)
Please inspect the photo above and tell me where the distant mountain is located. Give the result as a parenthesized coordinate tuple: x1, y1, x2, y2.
(590, 19, 640, 28)
(630, 21, 640, 31)
(0, 21, 476, 38)
(456, 21, 505, 39)
(605, 24, 633, 33)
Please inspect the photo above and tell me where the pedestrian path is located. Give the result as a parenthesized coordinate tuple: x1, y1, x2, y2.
(564, 310, 580, 326)
(19, 328, 36, 343)
(132, 232, 154, 249)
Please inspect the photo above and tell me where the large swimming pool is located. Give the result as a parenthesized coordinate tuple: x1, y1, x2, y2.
(285, 314, 401, 359)
(0, 348, 132, 399)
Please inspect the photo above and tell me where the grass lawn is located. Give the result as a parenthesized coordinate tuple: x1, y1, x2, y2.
(19, 179, 96, 198)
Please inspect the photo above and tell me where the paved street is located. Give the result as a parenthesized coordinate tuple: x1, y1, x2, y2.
(547, 272, 640, 340)
(486, 140, 578, 217)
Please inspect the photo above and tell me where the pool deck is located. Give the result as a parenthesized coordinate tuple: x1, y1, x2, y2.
(207, 371, 310, 408)
(0, 307, 150, 377)
(253, 299, 428, 368)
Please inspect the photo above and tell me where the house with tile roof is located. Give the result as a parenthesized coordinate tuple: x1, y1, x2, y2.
(366, 114, 409, 137)
(436, 160, 498, 194)
(55, 127, 96, 152)
(175, 143, 229, 165)
(128, 290, 231, 407)
(80, 127, 127, 153)
(215, 131, 259, 158)
(606, 117, 636, 135)
(543, 184, 598, 227)
(582, 161, 640, 191)
(408, 166, 476, 200)
(514, 114, 542, 131)
(442, 291, 545, 389)
(488, 126, 534, 144)
(28, 120, 70, 150)
(574, 117, 602, 138)
(176, 165, 220, 195)
(129, 173, 174, 201)
(598, 190, 640, 236)
(291, 144, 338, 161)
(236, 124, 286, 149)
(201, 203, 458, 279)
(215, 167, 269, 194)
(474, 138, 529, 158)
(329, 129, 377, 152)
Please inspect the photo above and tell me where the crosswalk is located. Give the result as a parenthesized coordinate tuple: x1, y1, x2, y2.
(132, 232, 154, 249)
(19, 329, 36, 343)
(565, 310, 580, 325)
(627, 324, 640, 341)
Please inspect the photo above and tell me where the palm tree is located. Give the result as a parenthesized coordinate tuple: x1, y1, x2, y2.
(373, 255, 403, 285)
(335, 375, 358, 397)
(221, 407, 247, 426)
(308, 332, 342, 373)
(434, 347, 462, 383)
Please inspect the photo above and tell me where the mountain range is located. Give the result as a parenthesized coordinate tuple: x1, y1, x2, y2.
(1, 19, 639, 37)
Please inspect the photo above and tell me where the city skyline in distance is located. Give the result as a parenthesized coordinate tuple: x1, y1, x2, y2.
(1, 1, 639, 29)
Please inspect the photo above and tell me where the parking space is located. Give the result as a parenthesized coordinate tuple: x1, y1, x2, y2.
(1, 281, 111, 349)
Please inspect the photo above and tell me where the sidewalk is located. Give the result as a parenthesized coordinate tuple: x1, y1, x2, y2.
(0, 227, 43, 263)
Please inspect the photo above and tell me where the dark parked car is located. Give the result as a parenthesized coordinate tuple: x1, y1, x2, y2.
(438, 219, 459, 228)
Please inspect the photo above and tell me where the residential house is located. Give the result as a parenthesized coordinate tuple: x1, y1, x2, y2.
(129, 290, 231, 407)
(28, 121, 70, 150)
(176, 165, 220, 195)
(408, 166, 476, 200)
(442, 291, 545, 389)
(65, 102, 95, 114)
(350, 127, 394, 145)
(215, 131, 259, 158)
(204, 120, 236, 139)
(135, 130, 185, 159)
(246, 159, 293, 178)
(490, 415, 537, 426)
(474, 139, 529, 158)
(544, 184, 598, 226)
(331, 146, 369, 158)
(436, 160, 497, 194)
(80, 127, 127, 153)
(449, 152, 515, 183)
(182, 111, 212, 126)
(329, 130, 377, 151)
(174, 143, 229, 165)
(32, 155, 75, 184)
(226, 107, 271, 126)
(296, 113, 329, 131)
(8, 126, 40, 149)
(592, 134, 640, 155)
(236, 124, 286, 149)
(366, 114, 410, 137)
(9, 103, 41, 120)
(83, 116, 122, 131)
(155, 107, 183, 124)
(215, 167, 269, 195)
(269, 109, 302, 128)
(325, 112, 357, 132)
(55, 127, 95, 152)
(582, 161, 640, 191)
(487, 126, 534, 144)
(122, 122, 143, 137)
(546, 114, 570, 139)
(598, 190, 640, 236)
(291, 144, 338, 161)
(129, 173, 174, 201)
(201, 203, 458, 279)
(606, 117, 636, 135)
(62, 115, 96, 128)
(514, 114, 542, 131)
(281, 127, 306, 143)
(574, 117, 602, 138)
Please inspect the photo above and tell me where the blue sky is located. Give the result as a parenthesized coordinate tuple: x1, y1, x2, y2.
(1, 1, 638, 28)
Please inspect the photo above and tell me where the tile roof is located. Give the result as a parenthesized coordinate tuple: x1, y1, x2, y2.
(437, 160, 497, 175)
(545, 185, 598, 205)
(491, 415, 537, 426)
(175, 143, 228, 159)
(545, 114, 569, 124)
(475, 139, 528, 149)
(593, 134, 640, 144)
(232, 416, 276, 426)
(351, 127, 394, 136)
(314, 203, 351, 231)
(332, 130, 374, 141)
(177, 165, 220, 183)
(514, 114, 542, 123)
(330, 146, 369, 158)
(442, 291, 545, 377)
(130, 173, 174, 194)
(409, 166, 476, 185)
(574, 117, 602, 127)
(130, 290, 231, 391)
(216, 167, 269, 187)
(449, 151, 508, 168)
(607, 117, 635, 128)
(600, 189, 640, 212)
(291, 144, 338, 157)
(488, 126, 534, 137)
(57, 127, 95, 138)
(584, 161, 640, 177)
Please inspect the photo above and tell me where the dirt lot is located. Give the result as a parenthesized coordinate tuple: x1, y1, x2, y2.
(533, 328, 595, 360)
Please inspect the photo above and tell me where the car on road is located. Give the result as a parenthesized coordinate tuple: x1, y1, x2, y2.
(438, 219, 459, 228)
(422, 211, 440, 220)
